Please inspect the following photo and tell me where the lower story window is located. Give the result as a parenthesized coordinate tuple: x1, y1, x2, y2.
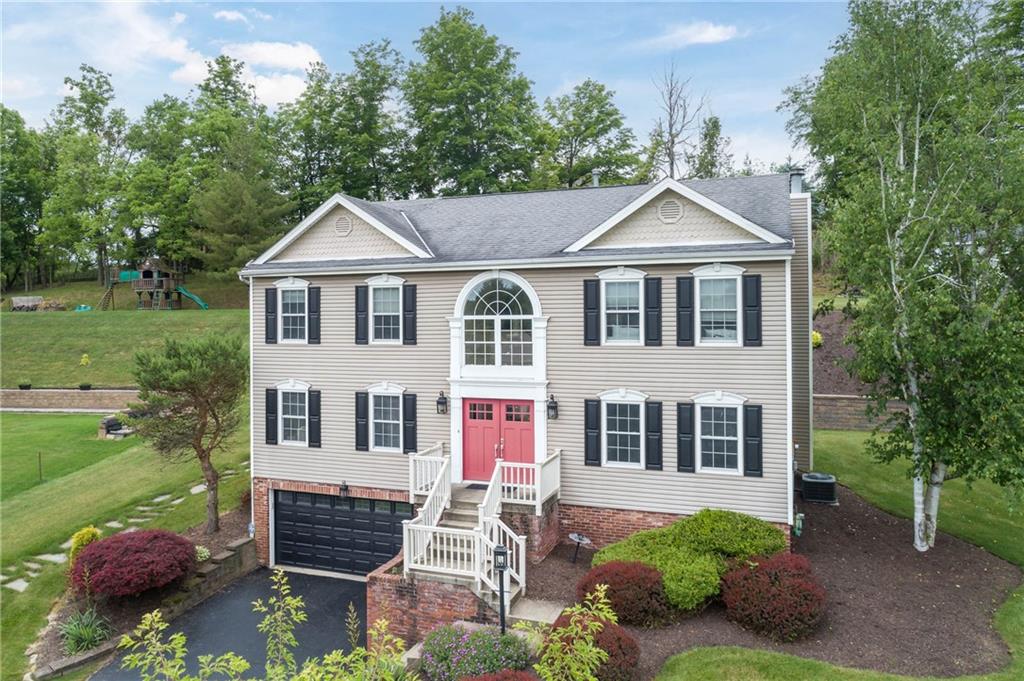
(700, 406, 738, 470)
(281, 391, 307, 444)
(372, 394, 401, 450)
(605, 402, 641, 465)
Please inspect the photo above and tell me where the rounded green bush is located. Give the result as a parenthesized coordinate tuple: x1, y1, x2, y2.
(659, 552, 723, 611)
(675, 509, 787, 558)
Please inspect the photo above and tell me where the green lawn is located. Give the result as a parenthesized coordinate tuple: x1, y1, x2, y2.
(0, 412, 251, 681)
(657, 429, 1024, 681)
(7, 271, 250, 311)
(0, 309, 247, 388)
(0, 413, 137, 498)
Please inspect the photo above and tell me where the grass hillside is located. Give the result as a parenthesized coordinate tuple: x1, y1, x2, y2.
(0, 310, 248, 387)
(4, 271, 250, 311)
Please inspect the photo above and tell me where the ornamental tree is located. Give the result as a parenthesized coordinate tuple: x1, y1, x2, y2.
(784, 0, 1024, 550)
(132, 335, 247, 534)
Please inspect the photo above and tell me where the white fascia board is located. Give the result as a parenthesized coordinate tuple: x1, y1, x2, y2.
(564, 178, 787, 252)
(240, 249, 795, 278)
(254, 194, 432, 264)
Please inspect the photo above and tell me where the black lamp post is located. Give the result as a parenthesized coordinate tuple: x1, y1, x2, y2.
(494, 544, 508, 633)
(547, 394, 559, 420)
(436, 391, 449, 415)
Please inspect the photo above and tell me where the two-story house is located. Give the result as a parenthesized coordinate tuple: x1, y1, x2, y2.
(239, 172, 812, 620)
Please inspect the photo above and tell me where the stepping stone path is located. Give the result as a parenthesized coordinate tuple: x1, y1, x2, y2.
(4, 464, 252, 595)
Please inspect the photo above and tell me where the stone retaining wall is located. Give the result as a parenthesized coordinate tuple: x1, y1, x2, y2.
(2, 388, 139, 411)
(813, 394, 905, 431)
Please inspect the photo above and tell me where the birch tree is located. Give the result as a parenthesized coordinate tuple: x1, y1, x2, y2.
(785, 0, 1024, 551)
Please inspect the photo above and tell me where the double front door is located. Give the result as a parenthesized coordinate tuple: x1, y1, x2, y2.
(463, 399, 535, 481)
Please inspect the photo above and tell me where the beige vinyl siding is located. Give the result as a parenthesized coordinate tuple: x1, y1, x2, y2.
(790, 196, 813, 469)
(272, 206, 414, 262)
(251, 260, 791, 524)
(587, 189, 761, 249)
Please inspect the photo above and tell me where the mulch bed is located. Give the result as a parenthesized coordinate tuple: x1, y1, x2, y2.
(532, 487, 1021, 680)
(814, 311, 872, 396)
(31, 506, 252, 673)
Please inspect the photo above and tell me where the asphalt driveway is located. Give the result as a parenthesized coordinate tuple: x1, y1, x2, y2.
(93, 568, 365, 680)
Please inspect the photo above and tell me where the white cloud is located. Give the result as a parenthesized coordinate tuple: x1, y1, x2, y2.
(171, 12, 187, 27)
(632, 21, 742, 52)
(2, 76, 45, 100)
(248, 8, 273, 21)
(222, 41, 321, 72)
(249, 72, 307, 105)
(214, 10, 250, 27)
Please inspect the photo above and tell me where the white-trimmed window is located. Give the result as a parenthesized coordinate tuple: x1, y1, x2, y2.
(598, 388, 648, 468)
(692, 264, 744, 346)
(277, 379, 310, 446)
(367, 275, 403, 343)
(367, 381, 404, 452)
(275, 277, 310, 343)
(597, 267, 645, 345)
(461, 276, 534, 367)
(694, 391, 746, 473)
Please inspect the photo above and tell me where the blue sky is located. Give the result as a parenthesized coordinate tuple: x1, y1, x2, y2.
(1, 2, 849, 165)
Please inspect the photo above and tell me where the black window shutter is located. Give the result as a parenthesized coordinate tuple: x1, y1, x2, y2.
(644, 278, 662, 346)
(307, 287, 321, 345)
(265, 289, 277, 344)
(583, 280, 600, 346)
(742, 274, 762, 347)
(676, 276, 694, 347)
(355, 285, 369, 345)
(584, 399, 601, 466)
(645, 401, 663, 470)
(402, 284, 417, 346)
(355, 392, 369, 451)
(265, 388, 278, 445)
(743, 404, 763, 477)
(677, 402, 695, 472)
(308, 390, 321, 448)
(402, 393, 417, 453)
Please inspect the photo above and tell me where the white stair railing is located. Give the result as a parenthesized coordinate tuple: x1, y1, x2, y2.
(408, 442, 446, 502)
(498, 449, 562, 515)
(403, 446, 451, 575)
(476, 459, 527, 606)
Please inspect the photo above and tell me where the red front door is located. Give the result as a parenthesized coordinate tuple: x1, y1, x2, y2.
(463, 399, 535, 481)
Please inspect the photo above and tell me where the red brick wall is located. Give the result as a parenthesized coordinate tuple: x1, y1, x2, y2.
(251, 477, 409, 564)
(502, 501, 560, 564)
(366, 552, 497, 645)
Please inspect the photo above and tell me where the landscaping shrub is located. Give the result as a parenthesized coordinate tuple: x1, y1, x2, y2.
(195, 545, 211, 562)
(551, 613, 639, 681)
(592, 509, 787, 612)
(420, 625, 530, 681)
(68, 525, 101, 566)
(462, 671, 537, 681)
(720, 552, 827, 641)
(70, 529, 196, 598)
(576, 561, 673, 626)
(58, 607, 111, 654)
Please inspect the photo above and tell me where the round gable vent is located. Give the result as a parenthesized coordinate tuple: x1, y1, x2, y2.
(658, 198, 684, 224)
(334, 215, 353, 236)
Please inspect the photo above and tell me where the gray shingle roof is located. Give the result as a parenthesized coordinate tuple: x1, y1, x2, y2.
(244, 173, 795, 275)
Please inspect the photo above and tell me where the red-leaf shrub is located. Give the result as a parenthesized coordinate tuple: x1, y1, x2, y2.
(461, 671, 537, 681)
(576, 561, 673, 626)
(552, 613, 640, 681)
(70, 530, 196, 598)
(720, 552, 826, 641)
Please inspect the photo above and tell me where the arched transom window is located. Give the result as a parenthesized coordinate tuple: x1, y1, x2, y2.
(462, 277, 534, 367)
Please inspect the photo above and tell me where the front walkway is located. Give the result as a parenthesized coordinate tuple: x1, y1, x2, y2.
(93, 568, 365, 680)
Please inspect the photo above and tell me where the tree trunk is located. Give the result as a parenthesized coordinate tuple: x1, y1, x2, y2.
(198, 453, 221, 534)
(922, 461, 947, 548)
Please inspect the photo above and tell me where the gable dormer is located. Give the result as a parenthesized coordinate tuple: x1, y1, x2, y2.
(564, 178, 786, 252)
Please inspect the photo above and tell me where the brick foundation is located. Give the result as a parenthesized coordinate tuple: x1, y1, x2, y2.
(251, 477, 409, 565)
(366, 552, 497, 645)
(502, 497, 560, 564)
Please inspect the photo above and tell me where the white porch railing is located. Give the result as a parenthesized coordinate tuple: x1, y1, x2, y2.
(403, 445, 452, 573)
(498, 449, 562, 515)
(408, 442, 446, 502)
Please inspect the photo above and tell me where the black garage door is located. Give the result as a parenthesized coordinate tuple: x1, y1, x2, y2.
(274, 491, 412, 575)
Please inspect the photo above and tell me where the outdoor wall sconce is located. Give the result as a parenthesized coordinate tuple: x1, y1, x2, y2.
(339, 481, 349, 498)
(436, 391, 449, 415)
(547, 394, 559, 420)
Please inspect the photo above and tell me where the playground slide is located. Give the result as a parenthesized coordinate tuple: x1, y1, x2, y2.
(175, 286, 209, 310)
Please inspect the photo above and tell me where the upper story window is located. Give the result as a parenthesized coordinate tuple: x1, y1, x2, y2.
(692, 264, 744, 346)
(276, 379, 311, 446)
(367, 275, 404, 343)
(367, 381, 405, 453)
(462, 276, 534, 367)
(275, 277, 310, 343)
(598, 388, 649, 468)
(597, 267, 646, 345)
(694, 391, 746, 473)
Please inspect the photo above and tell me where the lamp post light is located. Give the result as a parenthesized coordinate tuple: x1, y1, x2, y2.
(494, 544, 508, 634)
